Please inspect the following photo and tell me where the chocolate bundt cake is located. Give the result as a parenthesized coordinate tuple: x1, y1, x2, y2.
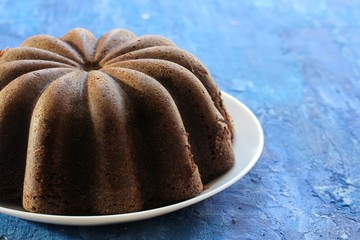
(0, 28, 234, 215)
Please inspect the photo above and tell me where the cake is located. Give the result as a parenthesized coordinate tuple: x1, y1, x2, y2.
(0, 28, 234, 215)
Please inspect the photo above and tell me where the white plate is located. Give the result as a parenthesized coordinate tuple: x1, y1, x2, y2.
(0, 92, 264, 226)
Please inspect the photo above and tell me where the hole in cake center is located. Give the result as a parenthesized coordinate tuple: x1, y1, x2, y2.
(83, 62, 101, 71)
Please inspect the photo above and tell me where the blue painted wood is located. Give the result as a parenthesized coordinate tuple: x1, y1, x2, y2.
(1, 0, 359, 239)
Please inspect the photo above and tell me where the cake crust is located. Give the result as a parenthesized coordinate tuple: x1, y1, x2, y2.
(0, 28, 234, 215)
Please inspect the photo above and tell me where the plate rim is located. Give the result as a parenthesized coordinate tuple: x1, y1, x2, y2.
(0, 91, 264, 226)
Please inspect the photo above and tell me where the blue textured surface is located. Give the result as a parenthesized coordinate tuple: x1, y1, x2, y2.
(1, 0, 360, 239)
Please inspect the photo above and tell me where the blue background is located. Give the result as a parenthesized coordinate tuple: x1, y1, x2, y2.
(1, 0, 360, 239)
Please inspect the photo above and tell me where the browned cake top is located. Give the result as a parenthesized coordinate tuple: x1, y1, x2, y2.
(0, 28, 232, 132)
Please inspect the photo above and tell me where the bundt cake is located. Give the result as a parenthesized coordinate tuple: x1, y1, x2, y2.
(0, 28, 234, 215)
